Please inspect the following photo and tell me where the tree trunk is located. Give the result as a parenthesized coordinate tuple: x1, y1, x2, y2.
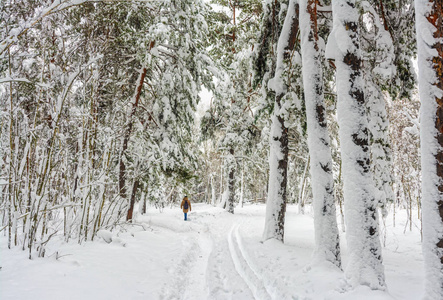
(211, 175, 216, 206)
(263, 0, 298, 243)
(331, 0, 385, 289)
(142, 183, 148, 215)
(127, 180, 140, 221)
(263, 100, 289, 242)
(415, 0, 443, 298)
(298, 156, 309, 214)
(300, 0, 341, 268)
(240, 160, 244, 208)
(119, 67, 147, 221)
(227, 148, 235, 214)
(366, 82, 394, 219)
(219, 160, 223, 205)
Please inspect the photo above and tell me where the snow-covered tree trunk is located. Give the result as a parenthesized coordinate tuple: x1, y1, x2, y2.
(227, 148, 235, 214)
(367, 81, 394, 217)
(263, 0, 298, 242)
(330, 0, 385, 289)
(211, 175, 216, 206)
(415, 0, 443, 298)
(263, 104, 289, 241)
(300, 0, 341, 268)
(359, 0, 396, 219)
(240, 160, 244, 208)
(219, 162, 224, 205)
(264, 137, 286, 234)
(121, 67, 147, 221)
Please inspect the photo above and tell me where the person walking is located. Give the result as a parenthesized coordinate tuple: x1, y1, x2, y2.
(180, 196, 191, 221)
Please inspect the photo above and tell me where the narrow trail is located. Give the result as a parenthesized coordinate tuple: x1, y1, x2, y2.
(157, 211, 255, 299)
(157, 212, 215, 300)
(155, 208, 283, 300)
(182, 227, 213, 300)
(159, 231, 200, 300)
(201, 214, 255, 299)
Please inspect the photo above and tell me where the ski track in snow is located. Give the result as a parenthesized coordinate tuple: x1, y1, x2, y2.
(202, 214, 255, 300)
(228, 224, 272, 300)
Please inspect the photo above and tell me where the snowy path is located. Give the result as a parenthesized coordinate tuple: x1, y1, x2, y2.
(227, 224, 272, 300)
(0, 204, 425, 300)
(156, 209, 259, 300)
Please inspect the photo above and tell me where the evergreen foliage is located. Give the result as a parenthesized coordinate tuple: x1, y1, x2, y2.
(0, 2, 433, 294)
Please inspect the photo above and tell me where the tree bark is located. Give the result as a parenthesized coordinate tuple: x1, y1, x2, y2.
(120, 67, 147, 221)
(300, 0, 341, 268)
(263, 100, 289, 242)
(415, 0, 443, 298)
(227, 148, 235, 214)
(127, 180, 140, 221)
(263, 0, 298, 242)
(331, 0, 385, 289)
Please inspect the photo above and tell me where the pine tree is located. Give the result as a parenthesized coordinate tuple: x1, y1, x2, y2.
(415, 0, 443, 298)
(0, 0, 214, 254)
(261, 0, 297, 242)
(202, 0, 262, 213)
(299, 0, 341, 267)
(370, 0, 416, 100)
(329, 0, 385, 289)
(359, 1, 396, 217)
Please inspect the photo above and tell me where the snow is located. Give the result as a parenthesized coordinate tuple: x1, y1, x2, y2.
(0, 77, 32, 84)
(267, 0, 297, 96)
(262, 0, 297, 242)
(1, 203, 424, 299)
(263, 113, 286, 241)
(300, 0, 341, 267)
(415, 0, 443, 298)
(331, 0, 386, 290)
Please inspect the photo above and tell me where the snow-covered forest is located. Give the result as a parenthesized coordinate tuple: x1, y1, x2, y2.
(1, 0, 442, 299)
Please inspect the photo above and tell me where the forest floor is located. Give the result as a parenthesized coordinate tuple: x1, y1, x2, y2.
(0, 203, 424, 300)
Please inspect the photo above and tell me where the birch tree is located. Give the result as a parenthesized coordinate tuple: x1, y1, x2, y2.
(415, 0, 443, 298)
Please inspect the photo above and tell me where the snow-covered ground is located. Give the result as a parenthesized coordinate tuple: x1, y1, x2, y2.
(0, 203, 424, 299)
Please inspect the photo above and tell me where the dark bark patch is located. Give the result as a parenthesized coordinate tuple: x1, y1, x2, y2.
(320, 162, 331, 173)
(350, 89, 365, 105)
(344, 21, 358, 32)
(355, 158, 370, 172)
(352, 131, 369, 148)
(320, 137, 329, 147)
(343, 52, 361, 71)
(285, 4, 300, 59)
(438, 200, 443, 223)
(316, 104, 326, 127)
